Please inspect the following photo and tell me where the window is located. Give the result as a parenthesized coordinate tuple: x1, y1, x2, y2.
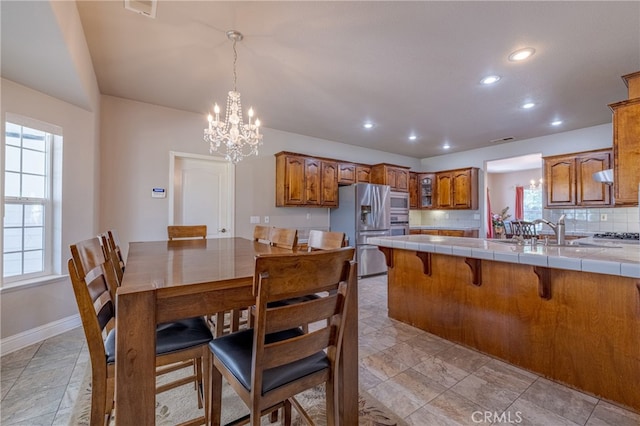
(3, 118, 61, 283)
(523, 188, 543, 223)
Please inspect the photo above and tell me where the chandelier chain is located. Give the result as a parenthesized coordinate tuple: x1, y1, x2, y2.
(232, 39, 238, 92)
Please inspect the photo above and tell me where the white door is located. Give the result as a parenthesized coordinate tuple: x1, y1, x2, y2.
(170, 152, 234, 238)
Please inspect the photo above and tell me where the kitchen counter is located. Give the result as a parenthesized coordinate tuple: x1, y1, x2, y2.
(368, 234, 640, 278)
(409, 226, 479, 230)
(369, 234, 640, 412)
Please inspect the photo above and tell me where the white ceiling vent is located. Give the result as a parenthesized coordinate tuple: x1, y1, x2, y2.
(489, 136, 515, 143)
(124, 0, 157, 18)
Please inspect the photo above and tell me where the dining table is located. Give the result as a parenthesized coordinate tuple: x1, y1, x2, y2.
(115, 237, 359, 425)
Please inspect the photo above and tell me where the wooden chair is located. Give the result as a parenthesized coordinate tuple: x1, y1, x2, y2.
(69, 237, 212, 426)
(307, 230, 346, 251)
(511, 221, 537, 238)
(208, 247, 357, 426)
(99, 230, 125, 288)
(269, 227, 298, 250)
(253, 225, 272, 244)
(167, 225, 207, 240)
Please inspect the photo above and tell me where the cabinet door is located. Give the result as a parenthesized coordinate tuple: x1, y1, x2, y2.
(419, 173, 436, 209)
(356, 165, 371, 183)
(304, 158, 321, 206)
(284, 156, 306, 205)
(338, 163, 356, 185)
(385, 168, 398, 189)
(452, 169, 472, 208)
(421, 229, 439, 235)
(544, 156, 575, 207)
(439, 230, 465, 237)
(577, 152, 611, 206)
(321, 161, 339, 207)
(395, 169, 409, 192)
(409, 173, 418, 209)
(612, 100, 640, 205)
(435, 173, 453, 208)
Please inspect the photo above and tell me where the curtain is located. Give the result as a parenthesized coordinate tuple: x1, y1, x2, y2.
(486, 188, 494, 238)
(515, 186, 524, 220)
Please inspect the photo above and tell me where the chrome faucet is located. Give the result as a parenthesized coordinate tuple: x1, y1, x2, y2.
(534, 214, 566, 245)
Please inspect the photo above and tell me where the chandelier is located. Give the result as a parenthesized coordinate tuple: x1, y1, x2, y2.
(204, 30, 262, 164)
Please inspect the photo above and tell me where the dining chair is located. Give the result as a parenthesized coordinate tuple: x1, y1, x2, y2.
(208, 247, 357, 426)
(68, 237, 212, 426)
(253, 225, 272, 244)
(306, 230, 346, 251)
(511, 221, 537, 238)
(167, 224, 207, 240)
(269, 227, 298, 250)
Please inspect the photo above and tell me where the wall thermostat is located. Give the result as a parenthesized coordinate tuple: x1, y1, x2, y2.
(152, 188, 166, 198)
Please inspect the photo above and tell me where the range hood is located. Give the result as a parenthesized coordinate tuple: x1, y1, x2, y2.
(593, 169, 614, 185)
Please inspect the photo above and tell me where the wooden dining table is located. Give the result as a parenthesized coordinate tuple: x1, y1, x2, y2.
(115, 237, 359, 425)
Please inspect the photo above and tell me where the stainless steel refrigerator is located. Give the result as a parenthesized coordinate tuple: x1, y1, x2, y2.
(330, 183, 391, 276)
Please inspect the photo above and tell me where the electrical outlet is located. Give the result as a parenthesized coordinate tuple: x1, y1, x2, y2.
(306, 213, 311, 220)
(600, 214, 607, 221)
(264, 216, 269, 224)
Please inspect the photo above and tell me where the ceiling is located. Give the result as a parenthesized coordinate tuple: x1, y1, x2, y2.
(3, 1, 640, 160)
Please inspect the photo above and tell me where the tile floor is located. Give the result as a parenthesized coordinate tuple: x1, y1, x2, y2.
(2, 275, 639, 425)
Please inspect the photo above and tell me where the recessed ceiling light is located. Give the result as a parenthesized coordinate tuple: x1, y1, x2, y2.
(521, 102, 535, 109)
(443, 143, 450, 150)
(480, 75, 501, 85)
(363, 122, 374, 129)
(509, 47, 536, 62)
(551, 120, 563, 126)
(409, 135, 417, 141)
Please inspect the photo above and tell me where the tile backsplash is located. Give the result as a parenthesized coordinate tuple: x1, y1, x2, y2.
(411, 206, 640, 234)
(543, 207, 639, 233)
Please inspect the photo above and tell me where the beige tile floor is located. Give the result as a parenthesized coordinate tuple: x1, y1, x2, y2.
(2, 274, 639, 425)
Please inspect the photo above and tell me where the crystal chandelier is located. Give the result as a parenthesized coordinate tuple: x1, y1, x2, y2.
(204, 30, 262, 164)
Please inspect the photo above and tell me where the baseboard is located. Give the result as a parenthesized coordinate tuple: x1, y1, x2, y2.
(0, 314, 81, 356)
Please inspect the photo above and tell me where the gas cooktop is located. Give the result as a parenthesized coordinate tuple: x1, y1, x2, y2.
(593, 232, 640, 241)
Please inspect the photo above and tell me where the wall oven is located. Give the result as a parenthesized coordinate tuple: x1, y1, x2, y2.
(390, 213, 410, 236)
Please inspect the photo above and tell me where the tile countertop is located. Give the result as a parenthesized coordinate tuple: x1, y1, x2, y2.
(367, 235, 640, 279)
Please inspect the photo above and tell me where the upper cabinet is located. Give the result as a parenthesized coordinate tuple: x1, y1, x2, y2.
(409, 172, 419, 209)
(435, 168, 478, 209)
(543, 149, 612, 208)
(609, 71, 640, 206)
(275, 152, 337, 207)
(418, 173, 436, 209)
(338, 163, 371, 185)
(370, 164, 410, 192)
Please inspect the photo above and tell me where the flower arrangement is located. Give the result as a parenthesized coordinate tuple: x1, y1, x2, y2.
(491, 206, 511, 227)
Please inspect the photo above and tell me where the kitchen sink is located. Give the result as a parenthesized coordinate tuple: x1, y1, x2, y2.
(490, 239, 622, 248)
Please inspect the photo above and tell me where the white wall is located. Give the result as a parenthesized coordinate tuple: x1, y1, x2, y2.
(99, 96, 422, 257)
(487, 169, 543, 218)
(0, 79, 100, 339)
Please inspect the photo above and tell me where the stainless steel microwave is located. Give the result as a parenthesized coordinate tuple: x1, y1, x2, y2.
(390, 191, 409, 212)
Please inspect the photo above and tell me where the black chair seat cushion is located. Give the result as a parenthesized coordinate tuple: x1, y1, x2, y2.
(209, 328, 329, 395)
(105, 317, 213, 364)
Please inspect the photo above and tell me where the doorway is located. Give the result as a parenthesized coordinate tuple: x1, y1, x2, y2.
(169, 152, 235, 238)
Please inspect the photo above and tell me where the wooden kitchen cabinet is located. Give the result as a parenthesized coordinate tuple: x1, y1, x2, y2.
(418, 173, 436, 209)
(435, 168, 478, 209)
(371, 164, 410, 192)
(543, 149, 612, 208)
(275, 152, 335, 207)
(321, 160, 339, 206)
(409, 228, 479, 237)
(356, 165, 371, 183)
(337, 162, 356, 185)
(409, 172, 418, 209)
(609, 71, 640, 206)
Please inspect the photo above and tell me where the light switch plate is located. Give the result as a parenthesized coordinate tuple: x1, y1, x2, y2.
(250, 216, 260, 224)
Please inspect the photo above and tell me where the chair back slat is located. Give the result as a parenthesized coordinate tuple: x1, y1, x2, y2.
(266, 294, 340, 334)
(268, 227, 298, 250)
(511, 221, 537, 238)
(253, 225, 272, 244)
(262, 327, 333, 370)
(167, 225, 207, 240)
(307, 230, 346, 251)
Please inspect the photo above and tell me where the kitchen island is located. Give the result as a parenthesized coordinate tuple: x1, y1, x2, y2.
(368, 234, 640, 413)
